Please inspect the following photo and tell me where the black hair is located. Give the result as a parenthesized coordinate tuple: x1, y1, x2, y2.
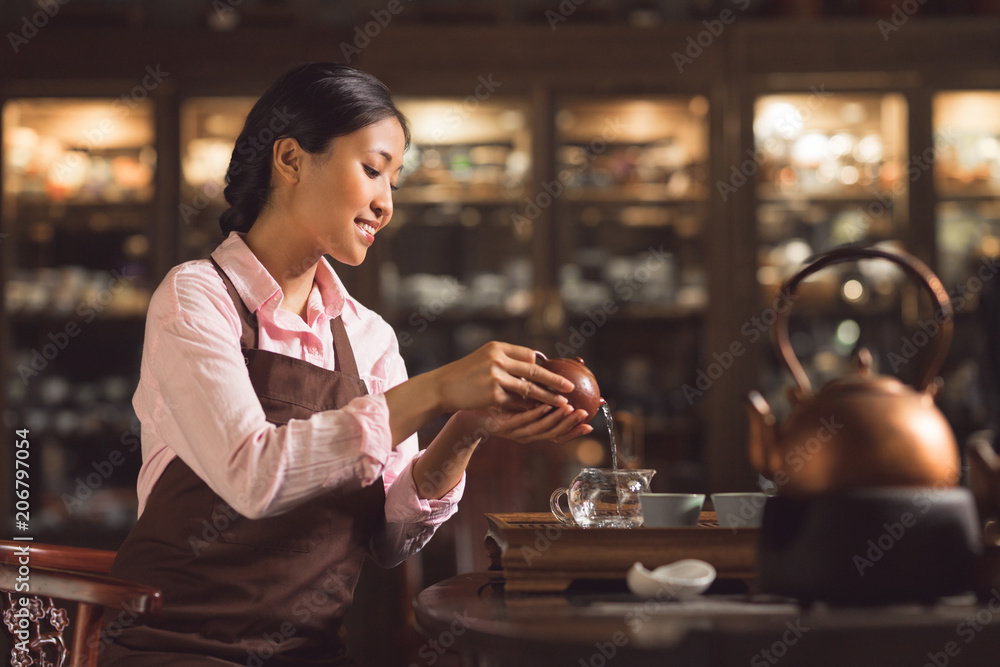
(219, 63, 410, 235)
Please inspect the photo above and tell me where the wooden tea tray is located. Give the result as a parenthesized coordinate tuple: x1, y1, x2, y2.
(484, 512, 758, 593)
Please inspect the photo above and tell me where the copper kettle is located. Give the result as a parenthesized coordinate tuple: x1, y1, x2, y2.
(746, 246, 960, 497)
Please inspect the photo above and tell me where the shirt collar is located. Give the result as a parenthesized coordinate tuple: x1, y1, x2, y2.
(210, 232, 358, 322)
(313, 254, 358, 321)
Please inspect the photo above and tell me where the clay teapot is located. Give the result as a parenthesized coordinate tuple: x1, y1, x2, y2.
(746, 246, 960, 497)
(535, 353, 605, 422)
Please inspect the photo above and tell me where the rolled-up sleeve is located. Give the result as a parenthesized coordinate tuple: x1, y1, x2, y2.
(367, 336, 465, 566)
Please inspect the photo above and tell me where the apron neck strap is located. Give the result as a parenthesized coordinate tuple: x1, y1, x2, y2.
(208, 256, 362, 379)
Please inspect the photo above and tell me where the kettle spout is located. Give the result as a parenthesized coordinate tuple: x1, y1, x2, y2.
(745, 390, 778, 478)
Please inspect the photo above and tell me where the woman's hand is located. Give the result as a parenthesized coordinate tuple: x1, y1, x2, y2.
(385, 342, 578, 448)
(412, 403, 593, 500)
(429, 342, 576, 414)
(459, 403, 594, 444)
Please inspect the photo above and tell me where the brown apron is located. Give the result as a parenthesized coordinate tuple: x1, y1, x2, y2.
(101, 257, 385, 666)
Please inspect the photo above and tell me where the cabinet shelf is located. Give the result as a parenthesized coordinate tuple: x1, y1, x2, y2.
(937, 193, 1000, 202)
(9, 200, 152, 230)
(566, 192, 708, 206)
(10, 193, 153, 207)
(567, 303, 705, 320)
(756, 192, 900, 205)
(8, 311, 148, 324)
(392, 189, 520, 205)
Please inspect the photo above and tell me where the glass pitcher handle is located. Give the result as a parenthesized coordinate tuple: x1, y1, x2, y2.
(549, 488, 576, 526)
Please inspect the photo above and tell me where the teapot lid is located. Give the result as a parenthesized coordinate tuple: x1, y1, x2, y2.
(810, 348, 927, 400)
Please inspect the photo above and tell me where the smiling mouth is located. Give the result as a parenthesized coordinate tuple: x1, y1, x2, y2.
(355, 220, 378, 236)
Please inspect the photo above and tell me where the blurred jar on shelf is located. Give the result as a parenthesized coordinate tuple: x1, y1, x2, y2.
(754, 94, 907, 200)
(3, 98, 156, 204)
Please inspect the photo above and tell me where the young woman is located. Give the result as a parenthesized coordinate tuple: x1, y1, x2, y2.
(101, 63, 592, 665)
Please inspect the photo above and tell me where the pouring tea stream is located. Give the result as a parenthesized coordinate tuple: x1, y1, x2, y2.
(537, 354, 635, 523)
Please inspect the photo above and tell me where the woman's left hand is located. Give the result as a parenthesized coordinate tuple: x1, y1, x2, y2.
(459, 403, 594, 444)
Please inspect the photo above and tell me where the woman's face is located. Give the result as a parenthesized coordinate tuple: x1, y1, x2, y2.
(291, 117, 405, 266)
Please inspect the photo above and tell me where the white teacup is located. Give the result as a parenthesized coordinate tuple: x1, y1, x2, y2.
(711, 492, 768, 528)
(638, 493, 705, 527)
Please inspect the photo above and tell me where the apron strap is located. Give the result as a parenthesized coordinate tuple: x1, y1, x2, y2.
(208, 256, 361, 379)
(331, 317, 359, 377)
(209, 256, 258, 349)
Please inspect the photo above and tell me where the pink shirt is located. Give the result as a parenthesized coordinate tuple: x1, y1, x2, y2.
(132, 232, 463, 565)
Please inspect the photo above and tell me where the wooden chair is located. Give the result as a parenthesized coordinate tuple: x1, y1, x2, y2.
(0, 541, 161, 667)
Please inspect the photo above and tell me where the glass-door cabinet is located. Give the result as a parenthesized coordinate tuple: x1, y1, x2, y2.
(752, 92, 911, 419)
(933, 91, 1000, 442)
(552, 96, 711, 491)
(2, 97, 157, 546)
(380, 98, 533, 376)
(179, 97, 255, 261)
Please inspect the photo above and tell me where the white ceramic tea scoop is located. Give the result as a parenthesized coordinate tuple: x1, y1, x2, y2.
(627, 559, 716, 600)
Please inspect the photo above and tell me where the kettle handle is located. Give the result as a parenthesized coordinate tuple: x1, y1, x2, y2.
(774, 245, 953, 395)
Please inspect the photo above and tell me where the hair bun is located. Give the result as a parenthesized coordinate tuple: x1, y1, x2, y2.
(219, 205, 252, 235)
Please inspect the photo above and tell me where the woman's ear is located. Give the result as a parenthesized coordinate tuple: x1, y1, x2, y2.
(272, 137, 303, 185)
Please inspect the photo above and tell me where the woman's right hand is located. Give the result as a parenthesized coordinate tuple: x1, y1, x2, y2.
(384, 341, 577, 448)
(429, 342, 575, 413)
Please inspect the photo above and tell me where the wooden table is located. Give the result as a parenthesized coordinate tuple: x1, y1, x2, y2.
(412, 571, 1000, 667)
